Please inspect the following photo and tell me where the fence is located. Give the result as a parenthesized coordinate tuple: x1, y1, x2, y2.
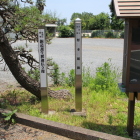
(90, 30, 124, 38)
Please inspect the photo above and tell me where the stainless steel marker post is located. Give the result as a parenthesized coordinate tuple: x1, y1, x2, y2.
(38, 26, 48, 114)
(75, 18, 82, 112)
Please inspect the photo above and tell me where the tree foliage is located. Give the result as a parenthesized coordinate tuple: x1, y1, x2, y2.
(0, 0, 56, 99)
(70, 12, 110, 30)
(57, 18, 67, 26)
(58, 25, 74, 37)
(89, 12, 110, 30)
(36, 0, 45, 14)
(109, 1, 124, 30)
(0, 0, 56, 42)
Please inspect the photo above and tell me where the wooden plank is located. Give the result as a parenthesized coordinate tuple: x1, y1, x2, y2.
(118, 0, 140, 2)
(136, 92, 140, 100)
(129, 92, 134, 101)
(127, 96, 135, 136)
(118, 0, 140, 1)
(120, 10, 140, 14)
(119, 6, 140, 9)
(118, 2, 140, 6)
(120, 10, 140, 12)
(119, 13, 140, 16)
(114, 0, 120, 16)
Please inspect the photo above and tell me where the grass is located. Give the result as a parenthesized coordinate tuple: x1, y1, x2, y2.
(1, 87, 140, 139)
(1, 61, 140, 139)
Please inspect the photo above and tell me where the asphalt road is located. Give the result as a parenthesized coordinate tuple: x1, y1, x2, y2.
(0, 38, 124, 88)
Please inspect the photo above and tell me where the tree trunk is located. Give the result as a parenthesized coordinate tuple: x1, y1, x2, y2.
(0, 28, 41, 100)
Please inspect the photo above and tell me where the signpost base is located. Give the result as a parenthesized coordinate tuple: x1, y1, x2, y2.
(41, 87, 49, 114)
(75, 75, 82, 112)
(70, 109, 86, 117)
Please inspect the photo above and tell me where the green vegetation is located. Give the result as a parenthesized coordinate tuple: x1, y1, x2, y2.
(1, 61, 140, 139)
(58, 25, 74, 38)
(2, 109, 17, 124)
(91, 30, 124, 38)
(70, 12, 111, 30)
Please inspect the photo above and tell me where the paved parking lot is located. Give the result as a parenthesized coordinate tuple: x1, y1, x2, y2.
(0, 38, 124, 88)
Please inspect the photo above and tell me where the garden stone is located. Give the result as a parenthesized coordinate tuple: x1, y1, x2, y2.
(48, 89, 72, 100)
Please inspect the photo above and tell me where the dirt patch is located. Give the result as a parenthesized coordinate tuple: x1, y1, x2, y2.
(0, 117, 73, 140)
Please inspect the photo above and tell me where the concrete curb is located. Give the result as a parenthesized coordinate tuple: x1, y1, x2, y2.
(0, 108, 133, 140)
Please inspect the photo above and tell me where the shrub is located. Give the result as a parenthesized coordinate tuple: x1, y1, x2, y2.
(27, 58, 61, 85)
(64, 69, 75, 87)
(82, 34, 86, 37)
(105, 31, 114, 38)
(50, 62, 60, 85)
(89, 59, 121, 92)
(120, 31, 124, 38)
(91, 30, 103, 38)
(82, 67, 93, 87)
(28, 69, 40, 81)
(104, 31, 119, 38)
(58, 25, 74, 37)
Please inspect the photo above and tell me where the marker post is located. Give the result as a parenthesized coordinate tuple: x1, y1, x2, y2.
(75, 18, 82, 112)
(38, 26, 48, 114)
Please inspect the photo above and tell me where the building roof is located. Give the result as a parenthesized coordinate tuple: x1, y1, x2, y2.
(113, 0, 140, 18)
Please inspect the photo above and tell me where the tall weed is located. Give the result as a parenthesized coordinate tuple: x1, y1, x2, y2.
(82, 66, 93, 87)
(89, 60, 121, 93)
(64, 69, 75, 87)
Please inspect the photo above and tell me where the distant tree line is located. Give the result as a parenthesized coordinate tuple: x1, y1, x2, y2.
(58, 2, 124, 37)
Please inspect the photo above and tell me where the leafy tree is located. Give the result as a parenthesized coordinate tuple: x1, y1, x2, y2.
(109, 1, 124, 30)
(57, 18, 67, 26)
(0, 0, 56, 99)
(36, 0, 45, 14)
(70, 12, 94, 30)
(80, 12, 94, 29)
(58, 25, 74, 37)
(96, 12, 110, 30)
(89, 12, 110, 30)
(70, 12, 110, 30)
(70, 12, 82, 21)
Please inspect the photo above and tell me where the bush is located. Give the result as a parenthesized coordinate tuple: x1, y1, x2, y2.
(50, 62, 60, 85)
(105, 31, 119, 38)
(58, 25, 74, 37)
(105, 31, 114, 38)
(120, 31, 124, 38)
(28, 69, 40, 81)
(91, 30, 103, 38)
(65, 69, 75, 87)
(27, 58, 61, 85)
(89, 59, 121, 92)
(91, 30, 123, 38)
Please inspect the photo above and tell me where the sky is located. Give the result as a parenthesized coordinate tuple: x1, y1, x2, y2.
(45, 0, 111, 24)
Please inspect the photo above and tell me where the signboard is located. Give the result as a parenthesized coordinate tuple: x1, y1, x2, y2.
(75, 18, 82, 75)
(38, 27, 48, 114)
(38, 28, 47, 87)
(75, 18, 82, 112)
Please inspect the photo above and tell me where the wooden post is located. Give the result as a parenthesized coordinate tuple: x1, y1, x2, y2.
(136, 92, 140, 100)
(127, 92, 135, 136)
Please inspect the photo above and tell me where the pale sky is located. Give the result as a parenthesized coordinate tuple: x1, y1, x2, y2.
(45, 0, 111, 24)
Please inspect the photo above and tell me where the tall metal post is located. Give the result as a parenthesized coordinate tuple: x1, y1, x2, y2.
(38, 26, 48, 114)
(75, 18, 82, 112)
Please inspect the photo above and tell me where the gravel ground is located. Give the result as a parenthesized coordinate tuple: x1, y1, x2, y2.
(0, 118, 73, 140)
(0, 38, 124, 91)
